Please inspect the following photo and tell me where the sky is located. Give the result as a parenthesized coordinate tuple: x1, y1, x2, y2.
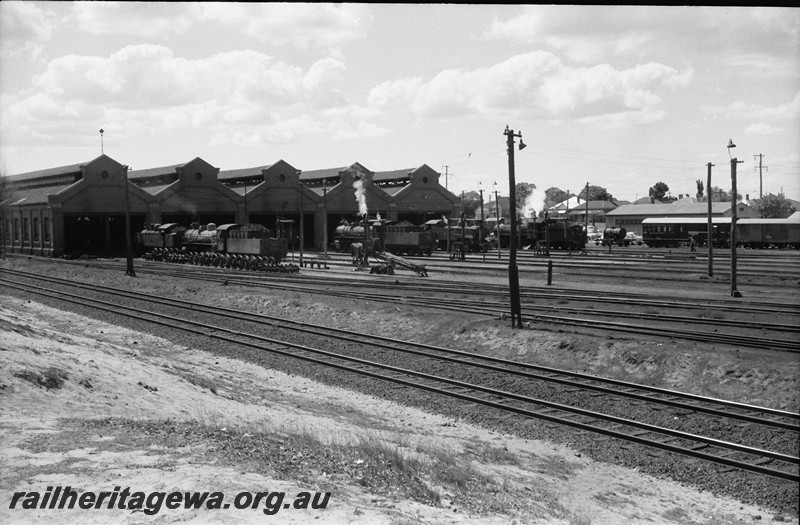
(1, 3, 799, 204)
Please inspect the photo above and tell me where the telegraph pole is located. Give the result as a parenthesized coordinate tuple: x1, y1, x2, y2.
(504, 125, 526, 329)
(479, 184, 486, 262)
(322, 187, 329, 258)
(494, 183, 501, 260)
(298, 179, 304, 267)
(442, 165, 450, 190)
(728, 140, 742, 298)
(706, 162, 714, 278)
(122, 165, 135, 277)
(584, 182, 589, 234)
(754, 154, 767, 200)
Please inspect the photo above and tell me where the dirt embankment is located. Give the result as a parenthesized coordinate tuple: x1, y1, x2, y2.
(2, 287, 796, 524)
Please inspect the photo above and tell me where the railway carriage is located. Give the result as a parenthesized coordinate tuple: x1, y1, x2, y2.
(642, 217, 732, 248)
(736, 212, 800, 249)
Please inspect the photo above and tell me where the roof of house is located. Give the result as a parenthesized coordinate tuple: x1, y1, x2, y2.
(551, 196, 619, 211)
(606, 201, 734, 216)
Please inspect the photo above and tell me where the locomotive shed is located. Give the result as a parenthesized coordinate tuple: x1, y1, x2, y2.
(1, 252, 799, 524)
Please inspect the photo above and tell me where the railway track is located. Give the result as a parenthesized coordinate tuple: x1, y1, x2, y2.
(2, 268, 798, 483)
(429, 252, 800, 282)
(5, 255, 798, 351)
(30, 257, 800, 352)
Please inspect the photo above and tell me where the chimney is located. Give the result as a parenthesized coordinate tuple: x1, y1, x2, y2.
(746, 194, 750, 201)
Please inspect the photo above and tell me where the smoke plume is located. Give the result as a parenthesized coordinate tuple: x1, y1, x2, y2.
(353, 177, 368, 217)
(522, 187, 548, 219)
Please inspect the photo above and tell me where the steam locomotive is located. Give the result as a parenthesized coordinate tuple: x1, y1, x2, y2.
(334, 220, 437, 256)
(426, 218, 486, 253)
(137, 222, 295, 271)
(494, 218, 588, 251)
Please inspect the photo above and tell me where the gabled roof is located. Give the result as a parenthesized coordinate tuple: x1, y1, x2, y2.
(300, 167, 347, 181)
(551, 196, 619, 211)
(127, 164, 184, 180)
(6, 162, 84, 183)
(373, 168, 413, 182)
(1, 183, 77, 206)
(607, 201, 733, 216)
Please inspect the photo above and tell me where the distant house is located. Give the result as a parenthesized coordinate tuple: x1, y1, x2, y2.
(475, 195, 511, 225)
(604, 198, 760, 234)
(548, 196, 620, 225)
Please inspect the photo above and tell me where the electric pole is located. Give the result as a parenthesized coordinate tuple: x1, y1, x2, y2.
(122, 165, 135, 277)
(584, 182, 589, 234)
(754, 154, 767, 200)
(442, 165, 450, 190)
(504, 125, 526, 329)
(706, 162, 714, 278)
(494, 183, 501, 260)
(728, 140, 742, 298)
(479, 183, 485, 262)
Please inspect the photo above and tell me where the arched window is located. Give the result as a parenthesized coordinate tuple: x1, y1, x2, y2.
(44, 217, 51, 243)
(33, 217, 39, 242)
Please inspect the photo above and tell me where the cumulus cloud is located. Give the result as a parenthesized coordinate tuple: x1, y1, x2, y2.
(704, 91, 800, 121)
(329, 120, 392, 140)
(366, 51, 690, 126)
(3, 44, 363, 148)
(745, 123, 784, 136)
(485, 6, 800, 63)
(68, 3, 369, 48)
(72, 2, 199, 37)
(197, 3, 370, 48)
(0, 2, 58, 59)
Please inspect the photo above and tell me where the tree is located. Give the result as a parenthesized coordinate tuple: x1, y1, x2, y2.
(545, 187, 569, 207)
(514, 182, 536, 214)
(751, 193, 796, 218)
(696, 179, 704, 200)
(648, 181, 670, 202)
(706, 186, 741, 202)
(459, 190, 481, 219)
(578, 185, 613, 202)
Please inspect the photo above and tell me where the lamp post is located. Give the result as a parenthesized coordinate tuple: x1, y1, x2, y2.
(479, 182, 485, 262)
(494, 181, 501, 260)
(504, 125, 526, 329)
(243, 182, 248, 224)
(122, 165, 135, 277)
(298, 176, 304, 267)
(584, 182, 589, 235)
(322, 187, 329, 259)
(706, 162, 714, 277)
(728, 140, 742, 298)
